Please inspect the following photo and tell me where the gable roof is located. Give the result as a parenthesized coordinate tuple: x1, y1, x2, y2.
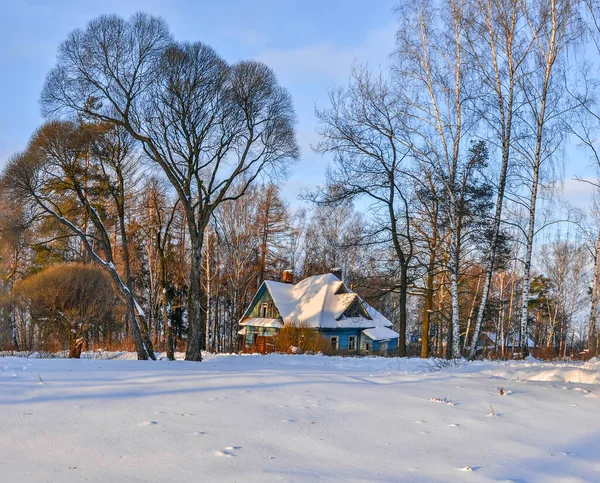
(477, 332, 535, 349)
(242, 273, 394, 331)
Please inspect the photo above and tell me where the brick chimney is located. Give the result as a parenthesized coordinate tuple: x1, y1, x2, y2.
(282, 270, 294, 284)
(330, 267, 342, 280)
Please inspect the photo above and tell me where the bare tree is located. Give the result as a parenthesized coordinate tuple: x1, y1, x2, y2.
(567, 0, 600, 356)
(0, 197, 30, 351)
(40, 13, 298, 360)
(396, 0, 478, 358)
(256, 184, 292, 284)
(140, 178, 180, 360)
(2, 121, 155, 359)
(539, 237, 588, 352)
(466, 0, 533, 359)
(315, 67, 414, 356)
(513, 0, 583, 356)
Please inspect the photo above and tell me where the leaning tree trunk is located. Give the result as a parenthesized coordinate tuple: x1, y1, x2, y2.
(467, 132, 511, 359)
(124, 293, 151, 360)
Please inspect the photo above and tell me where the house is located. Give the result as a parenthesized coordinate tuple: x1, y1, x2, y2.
(238, 271, 399, 354)
(476, 332, 535, 356)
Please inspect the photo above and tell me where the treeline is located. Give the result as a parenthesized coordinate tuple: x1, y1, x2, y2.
(2, 0, 600, 361)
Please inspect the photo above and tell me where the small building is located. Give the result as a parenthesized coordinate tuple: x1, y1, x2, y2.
(476, 332, 535, 356)
(239, 271, 399, 354)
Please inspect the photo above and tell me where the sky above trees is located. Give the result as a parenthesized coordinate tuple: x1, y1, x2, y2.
(0, 0, 593, 208)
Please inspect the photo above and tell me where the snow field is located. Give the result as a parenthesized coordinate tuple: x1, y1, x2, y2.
(0, 354, 598, 482)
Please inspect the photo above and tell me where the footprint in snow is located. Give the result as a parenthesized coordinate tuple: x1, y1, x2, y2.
(449, 423, 460, 427)
(215, 446, 242, 457)
(574, 388, 590, 394)
(415, 420, 426, 424)
(280, 418, 295, 423)
(138, 421, 158, 427)
(214, 450, 233, 458)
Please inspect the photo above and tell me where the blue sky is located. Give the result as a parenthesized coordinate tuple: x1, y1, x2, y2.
(0, 0, 398, 207)
(0, 0, 594, 209)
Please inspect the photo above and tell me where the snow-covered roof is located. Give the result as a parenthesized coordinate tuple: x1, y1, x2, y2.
(477, 332, 535, 349)
(362, 326, 400, 342)
(240, 318, 283, 328)
(245, 273, 394, 332)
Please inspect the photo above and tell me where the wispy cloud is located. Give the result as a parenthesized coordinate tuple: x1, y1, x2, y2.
(256, 24, 396, 85)
(560, 176, 598, 208)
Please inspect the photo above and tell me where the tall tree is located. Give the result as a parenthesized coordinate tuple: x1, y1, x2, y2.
(2, 121, 155, 359)
(315, 67, 414, 356)
(40, 13, 298, 361)
(396, 0, 476, 357)
(256, 184, 291, 284)
(514, 0, 583, 356)
(466, 0, 532, 359)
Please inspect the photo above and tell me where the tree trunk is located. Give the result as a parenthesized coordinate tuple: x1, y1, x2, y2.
(398, 262, 408, 357)
(467, 3, 516, 359)
(160, 255, 175, 361)
(186, 233, 205, 361)
(421, 253, 436, 358)
(463, 273, 482, 353)
(519, 137, 542, 358)
(588, 234, 600, 356)
(448, 215, 462, 359)
(10, 297, 20, 351)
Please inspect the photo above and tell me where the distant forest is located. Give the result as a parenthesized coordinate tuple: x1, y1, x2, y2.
(2, 0, 600, 361)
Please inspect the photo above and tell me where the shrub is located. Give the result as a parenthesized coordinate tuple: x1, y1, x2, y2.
(274, 323, 329, 354)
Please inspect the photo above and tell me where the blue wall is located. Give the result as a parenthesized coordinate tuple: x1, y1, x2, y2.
(243, 325, 399, 354)
(373, 338, 398, 353)
(320, 329, 362, 353)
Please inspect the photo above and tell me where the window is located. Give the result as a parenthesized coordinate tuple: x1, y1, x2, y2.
(330, 336, 339, 351)
(260, 302, 268, 318)
(348, 336, 356, 351)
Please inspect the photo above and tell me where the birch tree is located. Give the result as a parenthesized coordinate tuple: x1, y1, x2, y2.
(396, 0, 476, 358)
(466, 0, 533, 359)
(569, 0, 600, 356)
(513, 0, 583, 356)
